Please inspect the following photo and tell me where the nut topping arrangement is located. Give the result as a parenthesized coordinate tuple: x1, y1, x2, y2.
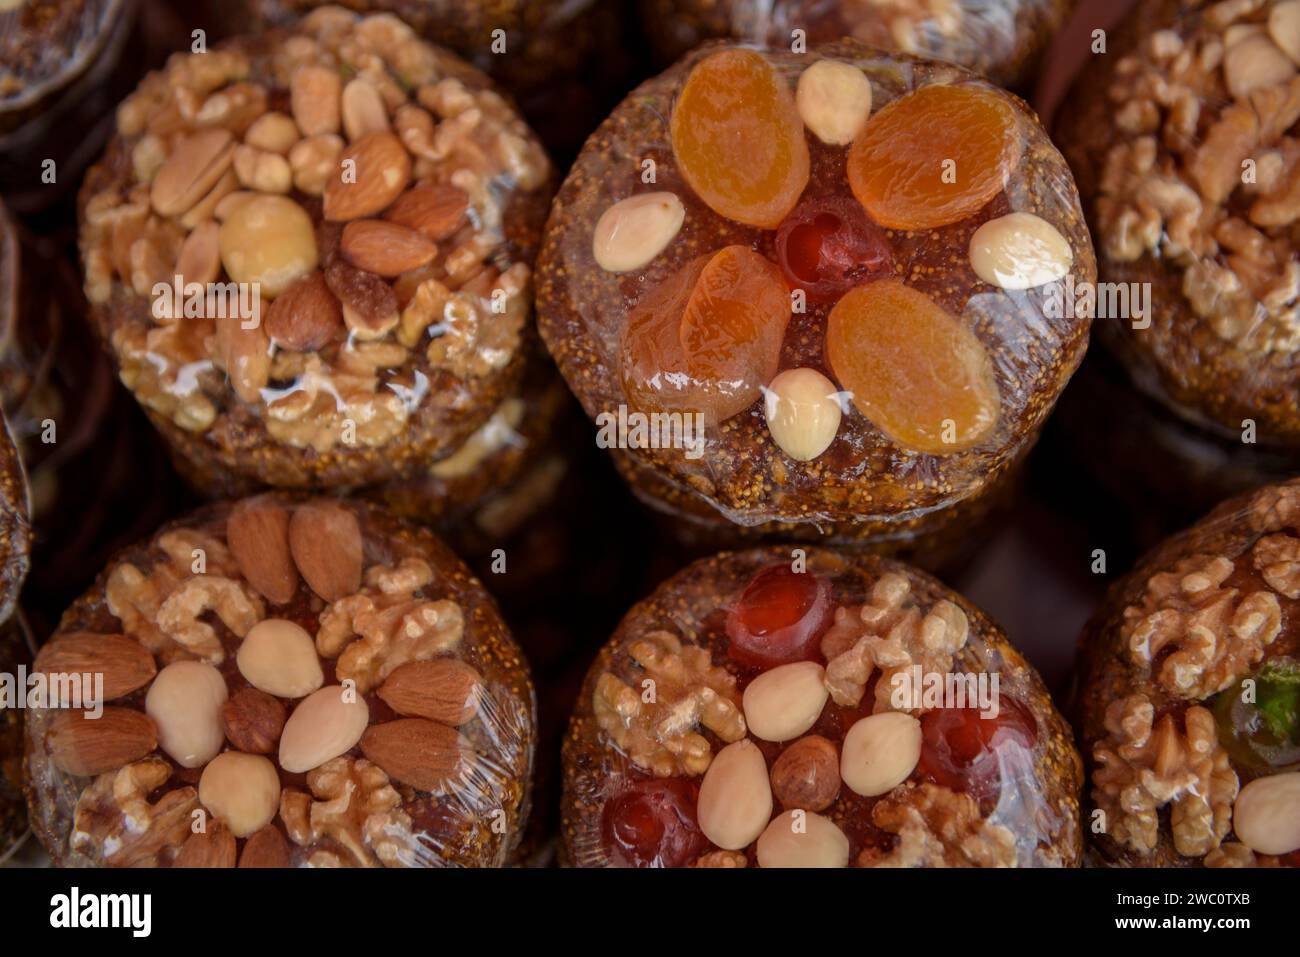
(23, 497, 536, 868)
(564, 548, 1082, 867)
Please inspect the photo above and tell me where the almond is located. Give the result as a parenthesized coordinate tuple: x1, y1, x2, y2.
(291, 66, 341, 136)
(174, 822, 237, 868)
(323, 131, 411, 221)
(383, 183, 468, 241)
(199, 751, 281, 837)
(264, 270, 344, 351)
(47, 708, 158, 776)
(360, 718, 468, 793)
(378, 659, 482, 725)
(288, 501, 363, 601)
(221, 687, 287, 754)
(34, 633, 156, 702)
(340, 219, 436, 276)
(239, 826, 291, 868)
(226, 499, 298, 604)
(151, 129, 236, 216)
(323, 259, 399, 339)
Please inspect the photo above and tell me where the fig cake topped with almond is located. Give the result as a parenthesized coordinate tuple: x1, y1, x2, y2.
(78, 6, 552, 492)
(24, 495, 536, 868)
(537, 41, 1095, 552)
(562, 547, 1083, 867)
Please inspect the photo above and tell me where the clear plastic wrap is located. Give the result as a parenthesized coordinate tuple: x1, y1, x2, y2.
(1075, 478, 1300, 868)
(641, 0, 1077, 87)
(537, 41, 1095, 551)
(24, 496, 536, 868)
(77, 6, 553, 494)
(562, 546, 1082, 867)
(1057, 0, 1300, 452)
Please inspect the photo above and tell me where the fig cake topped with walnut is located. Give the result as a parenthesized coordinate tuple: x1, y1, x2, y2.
(77, 6, 552, 492)
(562, 547, 1082, 867)
(24, 495, 536, 868)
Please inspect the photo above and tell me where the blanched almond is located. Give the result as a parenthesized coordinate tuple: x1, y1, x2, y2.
(969, 212, 1072, 290)
(591, 192, 685, 272)
(1232, 772, 1300, 855)
(226, 499, 297, 604)
(145, 661, 229, 768)
(1271, 1, 1300, 65)
(742, 661, 829, 742)
(763, 368, 842, 462)
(236, 619, 324, 699)
(175, 220, 221, 286)
(199, 752, 281, 838)
(278, 685, 369, 773)
(291, 66, 341, 136)
(288, 501, 363, 602)
(756, 810, 850, 867)
(1224, 34, 1297, 100)
(697, 739, 772, 850)
(840, 711, 922, 797)
(341, 78, 390, 140)
(151, 129, 236, 216)
(796, 59, 873, 146)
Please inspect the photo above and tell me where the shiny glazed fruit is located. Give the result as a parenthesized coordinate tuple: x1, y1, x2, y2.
(621, 246, 791, 423)
(775, 195, 893, 302)
(917, 695, 1037, 800)
(825, 280, 999, 454)
(671, 49, 811, 229)
(1213, 658, 1300, 773)
(601, 777, 707, 867)
(726, 565, 833, 667)
(848, 84, 1022, 231)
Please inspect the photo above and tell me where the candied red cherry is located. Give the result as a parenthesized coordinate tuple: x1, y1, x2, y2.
(601, 777, 707, 868)
(726, 564, 833, 667)
(775, 195, 893, 302)
(916, 694, 1037, 800)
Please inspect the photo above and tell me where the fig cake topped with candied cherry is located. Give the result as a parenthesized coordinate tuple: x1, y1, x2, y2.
(562, 547, 1082, 867)
(538, 41, 1095, 543)
(24, 495, 535, 868)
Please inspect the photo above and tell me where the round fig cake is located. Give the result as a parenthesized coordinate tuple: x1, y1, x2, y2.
(77, 7, 553, 497)
(24, 495, 536, 867)
(0, 410, 30, 863)
(639, 0, 1076, 88)
(1056, 0, 1300, 452)
(1076, 478, 1300, 867)
(537, 41, 1095, 554)
(562, 547, 1083, 867)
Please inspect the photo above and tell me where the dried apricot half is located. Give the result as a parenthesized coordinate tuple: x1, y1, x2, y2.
(621, 246, 791, 423)
(847, 84, 1022, 232)
(825, 280, 998, 453)
(671, 49, 811, 229)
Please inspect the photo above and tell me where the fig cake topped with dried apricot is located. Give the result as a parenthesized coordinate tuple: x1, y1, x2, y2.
(24, 495, 536, 868)
(562, 547, 1082, 867)
(78, 6, 552, 492)
(1076, 478, 1300, 868)
(537, 41, 1095, 547)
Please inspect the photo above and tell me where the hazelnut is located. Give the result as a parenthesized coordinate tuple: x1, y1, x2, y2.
(840, 711, 922, 797)
(199, 752, 281, 838)
(742, 661, 829, 742)
(221, 687, 286, 754)
(696, 739, 773, 850)
(756, 809, 850, 868)
(591, 192, 685, 273)
(145, 661, 229, 769)
(236, 618, 325, 699)
(278, 685, 369, 773)
(770, 735, 840, 811)
(245, 112, 300, 154)
(763, 368, 842, 462)
(968, 212, 1073, 290)
(795, 59, 872, 146)
(218, 195, 319, 299)
(1232, 772, 1300, 855)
